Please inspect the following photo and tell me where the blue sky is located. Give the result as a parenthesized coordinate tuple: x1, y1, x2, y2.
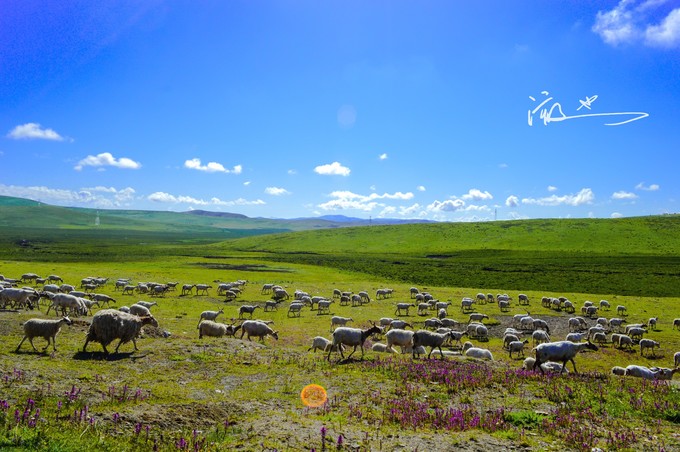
(1, 1, 679, 221)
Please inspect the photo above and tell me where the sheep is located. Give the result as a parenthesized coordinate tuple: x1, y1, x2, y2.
(46, 293, 84, 317)
(462, 342, 494, 360)
(385, 329, 415, 353)
(238, 305, 260, 319)
(523, 357, 569, 374)
(440, 318, 459, 328)
(446, 330, 468, 348)
(330, 316, 353, 331)
(394, 302, 415, 316)
(624, 365, 678, 380)
(412, 329, 456, 359)
(371, 343, 395, 353)
(617, 334, 634, 350)
(118, 306, 130, 313)
(308, 336, 344, 353)
(461, 298, 476, 312)
(599, 299, 611, 310)
(592, 331, 608, 346)
(640, 338, 660, 357)
(379, 317, 393, 329)
(197, 308, 224, 327)
(609, 317, 627, 332)
(674, 351, 680, 368)
(83, 309, 158, 354)
(565, 332, 586, 343)
(0, 288, 38, 310)
(532, 340, 599, 374)
(532, 330, 551, 346)
(195, 284, 212, 295)
(468, 313, 489, 323)
(239, 320, 279, 343)
(134, 300, 157, 310)
(518, 293, 529, 305)
(129, 303, 152, 317)
(317, 299, 333, 315)
(611, 366, 627, 376)
(647, 317, 659, 331)
(498, 300, 511, 312)
(181, 284, 195, 296)
(437, 308, 447, 319)
(520, 316, 535, 331)
(568, 317, 586, 332)
(327, 324, 382, 361)
(288, 302, 304, 318)
(532, 318, 550, 334)
(473, 324, 489, 341)
(16, 316, 72, 352)
(628, 327, 646, 341)
(417, 302, 430, 316)
(435, 301, 452, 311)
(423, 318, 443, 329)
(122, 285, 136, 295)
(674, 319, 680, 330)
(562, 300, 575, 313)
(389, 319, 412, 330)
(617, 305, 627, 316)
(198, 321, 241, 339)
(508, 339, 530, 358)
(503, 333, 520, 349)
(264, 300, 279, 312)
(410, 287, 419, 298)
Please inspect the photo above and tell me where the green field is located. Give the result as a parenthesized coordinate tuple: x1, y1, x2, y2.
(0, 200, 679, 451)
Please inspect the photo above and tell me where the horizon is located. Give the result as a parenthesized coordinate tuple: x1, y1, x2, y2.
(2, 1, 679, 222)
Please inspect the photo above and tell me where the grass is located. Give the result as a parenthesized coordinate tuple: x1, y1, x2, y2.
(1, 213, 680, 450)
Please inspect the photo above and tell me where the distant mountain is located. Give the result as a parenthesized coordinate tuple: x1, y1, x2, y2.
(185, 209, 249, 219)
(310, 214, 435, 225)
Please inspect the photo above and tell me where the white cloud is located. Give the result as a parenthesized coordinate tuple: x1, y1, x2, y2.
(148, 191, 265, 207)
(612, 191, 638, 200)
(461, 188, 493, 201)
(265, 187, 290, 196)
(74, 152, 141, 171)
(635, 182, 660, 191)
(243, 181, 251, 186)
(184, 158, 241, 174)
(499, 163, 508, 169)
(379, 153, 388, 160)
(7, 123, 65, 141)
(314, 161, 351, 176)
(287, 169, 297, 175)
(417, 185, 426, 192)
(427, 199, 466, 212)
(547, 185, 558, 192)
(645, 8, 680, 47)
(317, 190, 413, 212)
(0, 183, 136, 208)
(593, 1, 680, 48)
(400, 203, 421, 216)
(521, 188, 595, 206)
(611, 212, 624, 218)
(505, 195, 519, 208)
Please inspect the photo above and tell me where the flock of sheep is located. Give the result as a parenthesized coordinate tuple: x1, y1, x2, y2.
(3, 272, 679, 380)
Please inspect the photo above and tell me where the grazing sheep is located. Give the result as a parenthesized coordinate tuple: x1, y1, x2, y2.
(197, 309, 224, 327)
(239, 320, 279, 343)
(468, 312, 488, 324)
(617, 334, 634, 350)
(327, 324, 382, 361)
(503, 333, 520, 349)
(198, 321, 241, 339)
(129, 303, 152, 317)
(389, 319, 412, 330)
(532, 330, 551, 346)
(317, 299, 333, 315)
(424, 318, 443, 329)
(16, 316, 72, 352)
(239, 305, 260, 319)
(523, 357, 568, 374)
(647, 317, 659, 331)
(565, 332, 586, 343)
(640, 338, 660, 357)
(609, 318, 627, 332)
(330, 316, 353, 331)
(674, 351, 680, 368)
(461, 297, 476, 312)
(498, 300, 511, 312)
(308, 336, 344, 353)
(592, 331, 608, 346)
(599, 299, 611, 311)
(617, 305, 627, 316)
(518, 293, 529, 305)
(288, 302, 304, 318)
(379, 317, 393, 329)
(394, 303, 415, 316)
(532, 318, 550, 334)
(673, 319, 680, 330)
(628, 327, 647, 341)
(508, 339, 530, 358)
(624, 365, 678, 380)
(462, 342, 494, 360)
(385, 329, 415, 353)
(412, 329, 455, 359)
(532, 340, 599, 374)
(46, 293, 84, 317)
(264, 300, 279, 312)
(83, 309, 158, 354)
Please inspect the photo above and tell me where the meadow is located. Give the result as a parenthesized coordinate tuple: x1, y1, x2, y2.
(1, 210, 680, 451)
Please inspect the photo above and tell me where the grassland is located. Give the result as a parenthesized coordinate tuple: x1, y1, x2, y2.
(1, 208, 680, 451)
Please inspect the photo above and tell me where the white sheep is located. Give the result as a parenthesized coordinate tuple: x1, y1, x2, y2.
(532, 330, 550, 346)
(240, 320, 279, 343)
(611, 366, 627, 376)
(522, 357, 567, 374)
(468, 312, 489, 323)
(288, 302, 304, 317)
(308, 336, 344, 353)
(508, 339, 530, 358)
(609, 318, 627, 332)
(317, 299, 333, 315)
(327, 324, 382, 361)
(532, 340, 599, 374)
(462, 342, 494, 360)
(647, 317, 658, 331)
(129, 303, 152, 317)
(592, 331, 608, 346)
(83, 309, 159, 354)
(617, 305, 627, 316)
(565, 332, 586, 343)
(628, 327, 646, 341)
(440, 318, 459, 328)
(424, 318, 443, 329)
(412, 329, 455, 359)
(617, 334, 634, 350)
(389, 319, 412, 330)
(197, 309, 224, 327)
(330, 316, 353, 331)
(264, 300, 279, 312)
(195, 284, 212, 295)
(134, 300, 157, 309)
(639, 338, 660, 357)
(395, 302, 415, 316)
(239, 305, 260, 319)
(624, 365, 678, 380)
(16, 316, 72, 352)
(385, 329, 414, 353)
(532, 318, 550, 334)
(503, 333, 520, 349)
(198, 321, 241, 339)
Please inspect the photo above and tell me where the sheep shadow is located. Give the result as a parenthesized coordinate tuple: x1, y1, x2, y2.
(73, 351, 138, 361)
